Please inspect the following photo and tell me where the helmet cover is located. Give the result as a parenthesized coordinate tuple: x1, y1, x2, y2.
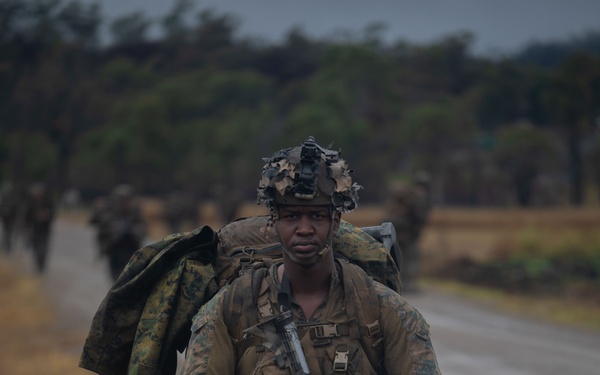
(257, 136, 361, 214)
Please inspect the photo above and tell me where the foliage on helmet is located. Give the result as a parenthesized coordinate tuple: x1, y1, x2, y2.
(257, 136, 361, 213)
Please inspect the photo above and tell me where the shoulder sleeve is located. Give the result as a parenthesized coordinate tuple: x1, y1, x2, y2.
(181, 287, 235, 375)
(374, 283, 441, 375)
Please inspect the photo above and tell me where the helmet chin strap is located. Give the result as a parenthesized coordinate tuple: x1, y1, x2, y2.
(278, 207, 336, 267)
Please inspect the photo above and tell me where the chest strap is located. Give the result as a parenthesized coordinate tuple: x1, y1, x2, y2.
(231, 262, 384, 373)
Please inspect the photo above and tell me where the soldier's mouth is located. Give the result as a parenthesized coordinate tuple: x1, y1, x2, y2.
(291, 242, 318, 253)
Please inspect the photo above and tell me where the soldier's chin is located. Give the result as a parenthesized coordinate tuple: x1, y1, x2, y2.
(287, 251, 320, 267)
(296, 257, 320, 267)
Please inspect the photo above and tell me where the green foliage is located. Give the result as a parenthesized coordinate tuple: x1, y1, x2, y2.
(492, 122, 560, 206)
(1, 1, 600, 204)
(397, 98, 477, 172)
(494, 123, 558, 165)
(110, 11, 150, 45)
(280, 43, 396, 155)
(494, 228, 600, 284)
(10, 132, 58, 182)
(100, 58, 156, 91)
(71, 67, 275, 193)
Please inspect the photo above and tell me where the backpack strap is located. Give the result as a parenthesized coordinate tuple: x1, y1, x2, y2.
(223, 264, 271, 354)
(338, 260, 385, 374)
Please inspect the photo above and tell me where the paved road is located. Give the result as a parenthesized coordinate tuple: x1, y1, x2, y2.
(9, 218, 600, 375)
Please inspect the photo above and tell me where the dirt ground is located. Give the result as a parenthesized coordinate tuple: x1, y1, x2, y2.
(0, 258, 85, 375)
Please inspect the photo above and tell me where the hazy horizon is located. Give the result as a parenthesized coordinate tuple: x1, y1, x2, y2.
(81, 0, 600, 55)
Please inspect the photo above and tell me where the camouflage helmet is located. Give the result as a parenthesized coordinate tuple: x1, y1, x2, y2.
(257, 136, 361, 213)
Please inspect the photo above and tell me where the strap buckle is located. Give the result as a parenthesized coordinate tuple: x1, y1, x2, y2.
(333, 345, 349, 372)
(366, 320, 383, 347)
(312, 323, 341, 338)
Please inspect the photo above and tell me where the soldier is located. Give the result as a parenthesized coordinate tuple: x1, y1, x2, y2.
(386, 171, 432, 293)
(23, 183, 55, 272)
(100, 184, 147, 281)
(89, 196, 112, 257)
(0, 181, 22, 253)
(163, 190, 199, 233)
(210, 183, 243, 225)
(180, 137, 440, 374)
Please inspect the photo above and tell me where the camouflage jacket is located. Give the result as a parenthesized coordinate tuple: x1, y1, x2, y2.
(181, 260, 440, 374)
(80, 226, 219, 375)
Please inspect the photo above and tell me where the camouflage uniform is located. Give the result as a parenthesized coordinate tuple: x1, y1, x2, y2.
(181, 260, 439, 374)
(23, 183, 55, 272)
(89, 196, 112, 256)
(163, 191, 199, 233)
(386, 174, 432, 293)
(0, 182, 22, 252)
(94, 185, 147, 281)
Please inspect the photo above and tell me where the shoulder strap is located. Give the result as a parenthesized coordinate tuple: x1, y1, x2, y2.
(338, 260, 385, 374)
(223, 265, 270, 340)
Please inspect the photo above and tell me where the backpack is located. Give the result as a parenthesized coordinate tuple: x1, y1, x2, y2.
(80, 216, 401, 375)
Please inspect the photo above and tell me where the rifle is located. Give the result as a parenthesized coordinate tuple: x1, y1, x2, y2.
(243, 308, 311, 375)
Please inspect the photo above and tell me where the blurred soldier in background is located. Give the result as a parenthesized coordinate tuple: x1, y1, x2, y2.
(386, 171, 432, 293)
(62, 187, 81, 211)
(163, 190, 199, 233)
(23, 183, 56, 272)
(89, 196, 112, 257)
(1, 181, 21, 253)
(90, 184, 147, 281)
(211, 183, 243, 225)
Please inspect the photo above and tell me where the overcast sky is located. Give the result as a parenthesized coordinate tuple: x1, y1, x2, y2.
(85, 0, 600, 55)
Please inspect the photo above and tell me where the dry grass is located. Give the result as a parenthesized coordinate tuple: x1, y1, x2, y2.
(418, 207, 600, 271)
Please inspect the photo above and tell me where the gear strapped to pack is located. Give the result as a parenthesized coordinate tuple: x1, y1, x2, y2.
(224, 259, 385, 374)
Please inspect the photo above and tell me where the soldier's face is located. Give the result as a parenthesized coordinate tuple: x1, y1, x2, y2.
(274, 205, 340, 264)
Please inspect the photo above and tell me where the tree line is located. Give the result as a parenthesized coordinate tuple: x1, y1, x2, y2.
(1, 0, 600, 207)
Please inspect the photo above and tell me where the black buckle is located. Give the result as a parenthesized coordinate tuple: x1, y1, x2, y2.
(366, 320, 383, 347)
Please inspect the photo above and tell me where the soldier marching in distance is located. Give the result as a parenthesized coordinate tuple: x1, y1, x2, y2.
(210, 183, 243, 225)
(163, 190, 199, 233)
(23, 183, 56, 272)
(89, 196, 112, 258)
(89, 184, 147, 281)
(0, 181, 24, 253)
(385, 171, 432, 293)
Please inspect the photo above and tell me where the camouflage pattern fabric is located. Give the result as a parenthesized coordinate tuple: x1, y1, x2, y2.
(181, 261, 440, 374)
(386, 183, 431, 291)
(80, 226, 218, 375)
